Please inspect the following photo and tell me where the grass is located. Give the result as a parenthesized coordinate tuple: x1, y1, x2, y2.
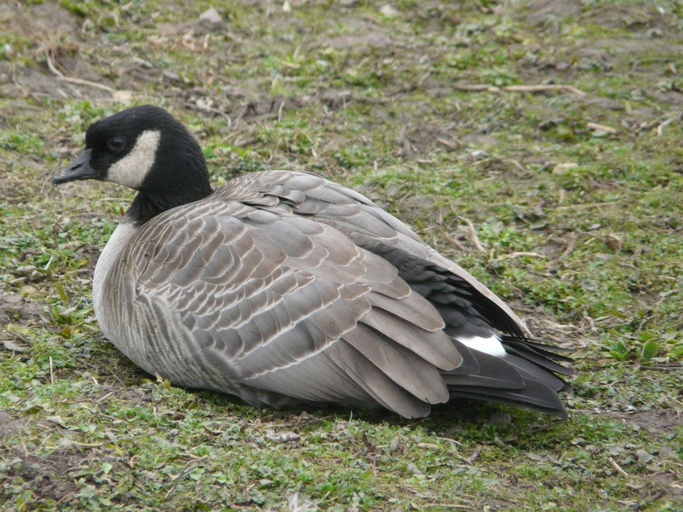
(0, 0, 681, 510)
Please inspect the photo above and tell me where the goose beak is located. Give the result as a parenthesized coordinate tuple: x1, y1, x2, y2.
(53, 149, 97, 185)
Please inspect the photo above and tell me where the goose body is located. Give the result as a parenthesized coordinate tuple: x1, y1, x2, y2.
(54, 106, 573, 418)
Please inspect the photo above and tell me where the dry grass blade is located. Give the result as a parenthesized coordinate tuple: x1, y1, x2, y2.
(45, 49, 116, 94)
(587, 122, 618, 134)
(493, 251, 546, 261)
(458, 217, 486, 252)
(560, 233, 577, 259)
(609, 457, 629, 477)
(421, 504, 472, 510)
(656, 117, 675, 136)
(453, 83, 586, 96)
(444, 232, 468, 252)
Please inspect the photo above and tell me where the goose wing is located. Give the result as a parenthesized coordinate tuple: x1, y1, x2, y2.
(109, 196, 463, 418)
(213, 171, 574, 415)
(217, 171, 530, 337)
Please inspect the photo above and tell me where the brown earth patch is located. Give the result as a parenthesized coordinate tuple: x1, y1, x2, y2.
(0, 3, 114, 100)
(616, 409, 682, 434)
(2, 449, 86, 503)
(0, 291, 47, 327)
(326, 32, 395, 50)
(522, 0, 582, 27)
(0, 411, 24, 439)
(582, 3, 674, 32)
(0, 2, 80, 38)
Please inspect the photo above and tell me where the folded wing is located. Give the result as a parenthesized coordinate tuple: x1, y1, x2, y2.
(107, 194, 465, 418)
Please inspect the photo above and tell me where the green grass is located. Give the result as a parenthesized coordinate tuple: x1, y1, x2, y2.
(0, 0, 681, 510)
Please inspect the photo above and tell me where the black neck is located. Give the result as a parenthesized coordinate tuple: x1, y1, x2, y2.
(127, 186, 213, 225)
(123, 120, 213, 225)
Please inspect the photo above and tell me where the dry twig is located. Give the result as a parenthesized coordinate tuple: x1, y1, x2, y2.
(506, 159, 527, 175)
(556, 201, 620, 210)
(421, 504, 471, 510)
(435, 436, 463, 446)
(458, 217, 485, 252)
(437, 137, 461, 150)
(656, 117, 675, 136)
(444, 232, 468, 252)
(640, 364, 682, 372)
(609, 457, 629, 477)
(45, 50, 115, 94)
(454, 83, 586, 96)
(587, 122, 618, 134)
(494, 251, 546, 261)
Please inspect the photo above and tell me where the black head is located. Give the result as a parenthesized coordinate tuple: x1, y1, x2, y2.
(54, 105, 212, 223)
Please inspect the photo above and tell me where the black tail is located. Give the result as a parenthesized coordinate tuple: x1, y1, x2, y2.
(444, 337, 574, 416)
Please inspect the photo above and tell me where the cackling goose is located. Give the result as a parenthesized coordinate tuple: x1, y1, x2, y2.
(53, 105, 574, 419)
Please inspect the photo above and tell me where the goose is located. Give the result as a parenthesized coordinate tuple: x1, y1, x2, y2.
(53, 105, 574, 419)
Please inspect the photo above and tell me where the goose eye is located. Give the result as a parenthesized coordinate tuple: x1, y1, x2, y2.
(107, 136, 126, 153)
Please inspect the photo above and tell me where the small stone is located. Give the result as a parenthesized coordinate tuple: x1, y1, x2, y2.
(112, 90, 134, 103)
(469, 149, 489, 161)
(15, 265, 37, 277)
(0, 339, 28, 352)
(57, 436, 74, 449)
(198, 8, 225, 32)
(635, 449, 654, 465)
(406, 462, 422, 475)
(658, 446, 675, 459)
(46, 415, 68, 429)
(265, 430, 300, 443)
(605, 234, 623, 251)
(380, 4, 399, 17)
(163, 70, 181, 83)
(19, 285, 38, 297)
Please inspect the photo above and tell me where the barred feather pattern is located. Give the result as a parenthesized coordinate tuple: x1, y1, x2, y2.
(96, 171, 573, 417)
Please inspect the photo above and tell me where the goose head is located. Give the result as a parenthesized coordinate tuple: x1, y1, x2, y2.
(54, 105, 213, 222)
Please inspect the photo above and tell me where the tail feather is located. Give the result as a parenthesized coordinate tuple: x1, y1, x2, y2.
(444, 342, 525, 390)
(445, 336, 573, 415)
(500, 353, 567, 392)
(449, 381, 567, 416)
(508, 337, 574, 355)
(502, 336, 575, 364)
(504, 345, 574, 379)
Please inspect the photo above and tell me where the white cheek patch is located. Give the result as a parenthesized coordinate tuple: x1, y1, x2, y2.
(107, 129, 161, 189)
(458, 334, 507, 358)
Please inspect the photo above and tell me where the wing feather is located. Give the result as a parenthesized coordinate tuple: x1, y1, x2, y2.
(361, 308, 461, 370)
(103, 193, 457, 414)
(343, 324, 448, 404)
